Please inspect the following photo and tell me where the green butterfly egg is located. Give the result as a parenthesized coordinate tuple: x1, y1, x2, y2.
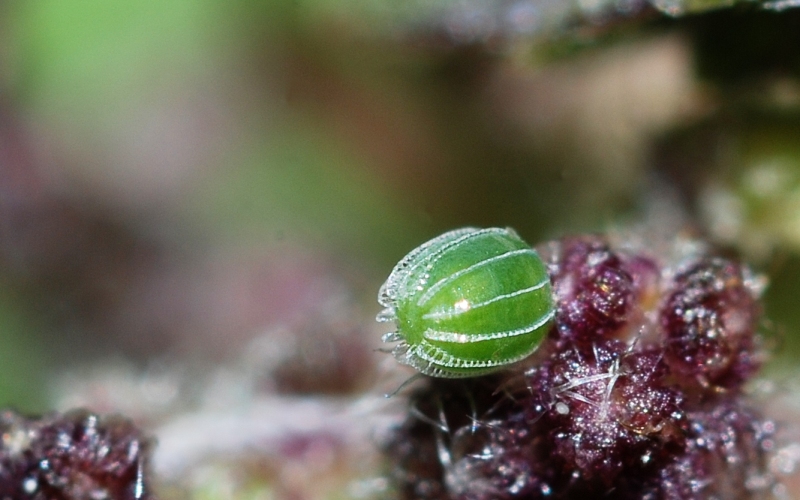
(377, 227, 555, 378)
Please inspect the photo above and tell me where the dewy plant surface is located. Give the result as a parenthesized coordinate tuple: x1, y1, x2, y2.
(0, 409, 154, 500)
(381, 229, 787, 499)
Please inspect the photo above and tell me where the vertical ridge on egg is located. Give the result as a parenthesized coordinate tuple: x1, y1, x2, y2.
(378, 227, 555, 378)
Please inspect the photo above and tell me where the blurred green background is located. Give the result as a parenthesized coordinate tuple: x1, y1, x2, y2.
(2, 0, 800, 413)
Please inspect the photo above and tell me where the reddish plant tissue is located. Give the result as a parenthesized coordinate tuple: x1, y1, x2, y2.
(662, 257, 761, 390)
(550, 237, 638, 343)
(384, 235, 777, 499)
(0, 410, 153, 500)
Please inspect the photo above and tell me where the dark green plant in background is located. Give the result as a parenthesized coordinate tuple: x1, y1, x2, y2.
(3, 0, 800, 498)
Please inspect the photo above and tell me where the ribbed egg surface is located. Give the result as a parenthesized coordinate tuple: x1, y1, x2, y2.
(378, 227, 555, 378)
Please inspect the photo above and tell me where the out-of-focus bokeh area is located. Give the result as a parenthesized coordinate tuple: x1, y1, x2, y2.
(4, 0, 800, 497)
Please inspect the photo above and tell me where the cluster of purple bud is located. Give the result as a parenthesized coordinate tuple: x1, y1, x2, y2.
(384, 235, 775, 499)
(0, 409, 153, 500)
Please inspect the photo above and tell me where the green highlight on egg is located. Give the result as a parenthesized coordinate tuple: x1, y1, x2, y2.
(377, 227, 555, 378)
